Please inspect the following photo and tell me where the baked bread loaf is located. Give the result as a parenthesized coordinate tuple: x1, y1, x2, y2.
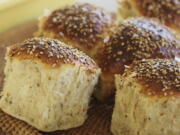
(0, 37, 100, 132)
(36, 3, 115, 58)
(118, 0, 180, 33)
(95, 17, 180, 101)
(111, 59, 180, 135)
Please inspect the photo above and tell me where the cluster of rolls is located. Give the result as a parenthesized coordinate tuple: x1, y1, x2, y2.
(0, 1, 179, 135)
(118, 0, 180, 33)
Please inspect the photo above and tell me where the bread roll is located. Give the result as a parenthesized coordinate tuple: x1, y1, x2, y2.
(0, 37, 100, 132)
(111, 59, 180, 135)
(95, 17, 180, 101)
(36, 3, 115, 58)
(118, 0, 180, 33)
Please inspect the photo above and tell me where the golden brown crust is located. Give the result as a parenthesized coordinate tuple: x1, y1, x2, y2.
(129, 0, 180, 31)
(128, 59, 180, 97)
(94, 17, 179, 100)
(97, 18, 180, 74)
(8, 37, 99, 72)
(40, 3, 114, 51)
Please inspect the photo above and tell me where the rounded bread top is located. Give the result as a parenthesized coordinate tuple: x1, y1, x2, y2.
(97, 18, 180, 74)
(41, 3, 114, 49)
(8, 37, 99, 72)
(127, 59, 180, 97)
(130, 0, 180, 30)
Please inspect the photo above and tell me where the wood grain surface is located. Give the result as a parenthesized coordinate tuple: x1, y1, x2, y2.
(0, 21, 113, 135)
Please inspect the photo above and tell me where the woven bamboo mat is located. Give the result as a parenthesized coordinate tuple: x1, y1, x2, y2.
(0, 21, 113, 135)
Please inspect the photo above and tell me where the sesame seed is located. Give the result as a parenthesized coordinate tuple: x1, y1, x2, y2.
(52, 64, 56, 67)
(29, 51, 33, 55)
(98, 18, 179, 73)
(57, 55, 60, 58)
(117, 51, 123, 55)
(164, 92, 167, 96)
(134, 0, 179, 28)
(8, 38, 98, 70)
(133, 59, 180, 91)
(49, 52, 53, 57)
(43, 3, 113, 49)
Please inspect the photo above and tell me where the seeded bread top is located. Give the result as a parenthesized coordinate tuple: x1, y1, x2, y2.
(41, 3, 114, 49)
(8, 37, 99, 72)
(97, 18, 180, 75)
(129, 0, 180, 30)
(127, 59, 180, 97)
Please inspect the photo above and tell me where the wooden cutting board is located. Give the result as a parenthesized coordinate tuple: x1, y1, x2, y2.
(0, 21, 113, 135)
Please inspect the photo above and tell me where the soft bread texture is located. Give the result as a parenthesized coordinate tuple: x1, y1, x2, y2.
(36, 3, 115, 58)
(118, 0, 180, 33)
(95, 17, 180, 101)
(0, 38, 101, 132)
(111, 59, 180, 135)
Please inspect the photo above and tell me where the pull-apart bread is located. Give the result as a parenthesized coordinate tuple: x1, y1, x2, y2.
(95, 17, 180, 101)
(0, 37, 100, 132)
(118, 0, 180, 33)
(112, 59, 180, 135)
(36, 3, 115, 58)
